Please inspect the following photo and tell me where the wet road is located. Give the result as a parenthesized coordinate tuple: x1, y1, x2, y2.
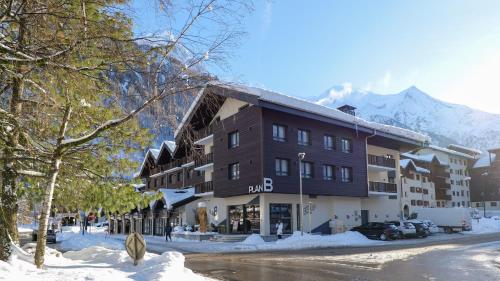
(185, 233, 500, 281)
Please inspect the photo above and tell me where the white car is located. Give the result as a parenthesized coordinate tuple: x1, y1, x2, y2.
(421, 220, 440, 234)
(388, 221, 417, 238)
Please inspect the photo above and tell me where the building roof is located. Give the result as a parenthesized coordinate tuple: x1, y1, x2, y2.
(136, 141, 176, 178)
(426, 145, 474, 159)
(400, 159, 431, 174)
(401, 152, 447, 166)
(473, 154, 496, 169)
(447, 144, 482, 155)
(158, 187, 195, 210)
(174, 81, 431, 145)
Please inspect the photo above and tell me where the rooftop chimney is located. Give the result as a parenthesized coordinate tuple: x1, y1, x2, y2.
(337, 104, 356, 116)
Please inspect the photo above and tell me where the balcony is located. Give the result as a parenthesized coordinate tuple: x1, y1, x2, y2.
(368, 155, 396, 171)
(436, 192, 452, 201)
(368, 181, 397, 195)
(195, 181, 214, 194)
(433, 177, 451, 189)
(194, 153, 214, 171)
(193, 122, 220, 145)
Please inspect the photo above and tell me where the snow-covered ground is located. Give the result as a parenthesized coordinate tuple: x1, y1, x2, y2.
(0, 226, 212, 281)
(465, 217, 500, 234)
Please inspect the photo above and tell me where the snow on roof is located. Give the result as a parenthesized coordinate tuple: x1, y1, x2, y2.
(401, 152, 443, 164)
(136, 148, 161, 178)
(488, 147, 500, 152)
(174, 86, 207, 138)
(400, 159, 430, 174)
(150, 149, 160, 159)
(427, 145, 474, 159)
(158, 187, 195, 210)
(164, 141, 176, 153)
(448, 144, 482, 155)
(174, 81, 431, 144)
(473, 154, 496, 168)
(132, 183, 145, 192)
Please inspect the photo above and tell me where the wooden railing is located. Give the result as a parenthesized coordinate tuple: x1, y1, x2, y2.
(368, 154, 396, 168)
(369, 181, 397, 193)
(195, 181, 214, 194)
(193, 121, 220, 141)
(195, 152, 213, 167)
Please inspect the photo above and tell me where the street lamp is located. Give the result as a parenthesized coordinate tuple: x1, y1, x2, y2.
(481, 172, 489, 218)
(298, 152, 305, 236)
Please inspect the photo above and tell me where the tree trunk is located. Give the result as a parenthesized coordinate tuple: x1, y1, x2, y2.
(34, 158, 61, 268)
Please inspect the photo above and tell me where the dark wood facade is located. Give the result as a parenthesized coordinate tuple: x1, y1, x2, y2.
(471, 149, 500, 202)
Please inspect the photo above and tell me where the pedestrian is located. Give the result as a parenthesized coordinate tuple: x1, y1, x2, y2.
(276, 220, 283, 239)
(164, 223, 173, 242)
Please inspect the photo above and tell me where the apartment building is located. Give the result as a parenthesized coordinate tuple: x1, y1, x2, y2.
(471, 147, 500, 211)
(414, 145, 475, 208)
(399, 159, 436, 217)
(117, 82, 430, 237)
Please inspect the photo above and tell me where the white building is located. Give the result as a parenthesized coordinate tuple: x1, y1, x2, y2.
(400, 159, 436, 218)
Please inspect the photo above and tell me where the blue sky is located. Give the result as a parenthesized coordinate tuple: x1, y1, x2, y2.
(131, 0, 500, 114)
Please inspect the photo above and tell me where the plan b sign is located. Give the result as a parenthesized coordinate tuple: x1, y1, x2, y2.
(249, 178, 273, 194)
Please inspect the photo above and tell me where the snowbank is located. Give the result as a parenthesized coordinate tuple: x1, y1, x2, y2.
(58, 226, 124, 251)
(466, 217, 500, 234)
(0, 228, 212, 281)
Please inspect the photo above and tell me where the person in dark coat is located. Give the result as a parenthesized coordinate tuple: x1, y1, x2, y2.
(164, 223, 173, 242)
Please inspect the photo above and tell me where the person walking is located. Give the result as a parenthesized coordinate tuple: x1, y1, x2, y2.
(276, 220, 283, 239)
(164, 223, 173, 242)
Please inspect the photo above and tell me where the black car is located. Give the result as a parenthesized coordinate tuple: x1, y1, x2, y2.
(32, 229, 57, 243)
(407, 220, 430, 238)
(351, 222, 399, 241)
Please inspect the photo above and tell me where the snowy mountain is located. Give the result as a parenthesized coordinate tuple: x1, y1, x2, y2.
(314, 84, 500, 151)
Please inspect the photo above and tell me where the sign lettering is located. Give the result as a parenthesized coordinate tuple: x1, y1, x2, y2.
(249, 177, 273, 194)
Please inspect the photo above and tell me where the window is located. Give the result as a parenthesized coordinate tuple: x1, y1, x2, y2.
(462, 201, 465, 207)
(161, 176, 164, 186)
(450, 179, 454, 185)
(423, 177, 427, 183)
(154, 178, 158, 187)
(417, 200, 423, 206)
(416, 187, 422, 193)
(272, 124, 286, 142)
(461, 190, 464, 196)
(450, 169, 454, 174)
(452, 202, 456, 207)
(411, 200, 416, 206)
(323, 135, 335, 150)
(323, 164, 335, 180)
(452, 191, 456, 196)
(300, 161, 313, 178)
(176, 172, 182, 182)
(275, 158, 289, 176)
(410, 186, 416, 192)
(424, 201, 429, 207)
(228, 163, 240, 180)
(437, 202, 441, 207)
(491, 202, 498, 207)
(416, 174, 421, 181)
(228, 131, 239, 149)
(423, 189, 429, 194)
(187, 169, 192, 179)
(298, 129, 311, 146)
(340, 138, 353, 153)
(457, 202, 461, 207)
(341, 167, 353, 183)
(168, 174, 173, 183)
(467, 191, 469, 197)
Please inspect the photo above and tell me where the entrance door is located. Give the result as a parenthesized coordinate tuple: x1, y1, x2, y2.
(270, 204, 292, 234)
(361, 210, 369, 225)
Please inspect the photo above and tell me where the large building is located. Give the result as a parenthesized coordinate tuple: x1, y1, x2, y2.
(399, 158, 436, 218)
(471, 148, 500, 211)
(113, 82, 430, 237)
(412, 145, 476, 208)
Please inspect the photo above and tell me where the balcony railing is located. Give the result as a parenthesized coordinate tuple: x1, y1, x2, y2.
(195, 152, 213, 167)
(193, 121, 220, 141)
(369, 181, 397, 193)
(195, 181, 214, 194)
(436, 192, 452, 201)
(368, 155, 396, 168)
(433, 177, 451, 189)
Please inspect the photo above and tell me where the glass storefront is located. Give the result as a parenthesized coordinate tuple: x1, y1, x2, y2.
(270, 203, 292, 234)
(228, 204, 260, 234)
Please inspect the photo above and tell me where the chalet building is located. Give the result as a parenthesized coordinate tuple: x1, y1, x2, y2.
(399, 159, 436, 217)
(471, 147, 500, 211)
(118, 82, 430, 237)
(411, 145, 476, 208)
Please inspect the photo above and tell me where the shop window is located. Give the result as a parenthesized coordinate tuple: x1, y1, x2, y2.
(269, 204, 292, 235)
(491, 202, 498, 207)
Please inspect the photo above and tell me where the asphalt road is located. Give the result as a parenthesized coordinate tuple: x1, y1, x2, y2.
(185, 233, 500, 281)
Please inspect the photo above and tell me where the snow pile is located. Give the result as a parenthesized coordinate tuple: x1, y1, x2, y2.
(467, 217, 500, 234)
(58, 226, 124, 251)
(241, 234, 265, 245)
(266, 231, 380, 250)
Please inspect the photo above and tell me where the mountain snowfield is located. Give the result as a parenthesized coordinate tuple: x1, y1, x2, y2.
(314, 84, 500, 151)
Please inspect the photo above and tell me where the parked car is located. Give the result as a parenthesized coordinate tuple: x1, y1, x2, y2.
(351, 222, 399, 241)
(32, 229, 57, 243)
(407, 220, 430, 237)
(387, 221, 417, 238)
(422, 220, 440, 234)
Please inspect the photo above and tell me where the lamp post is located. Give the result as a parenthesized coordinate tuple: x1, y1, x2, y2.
(298, 152, 305, 236)
(481, 172, 488, 218)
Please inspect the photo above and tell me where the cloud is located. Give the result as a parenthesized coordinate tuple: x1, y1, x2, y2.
(381, 71, 392, 87)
